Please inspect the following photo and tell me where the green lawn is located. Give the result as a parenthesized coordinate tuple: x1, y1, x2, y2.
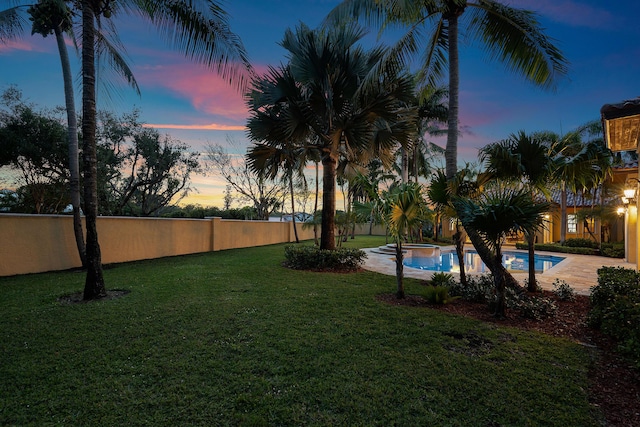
(0, 236, 601, 426)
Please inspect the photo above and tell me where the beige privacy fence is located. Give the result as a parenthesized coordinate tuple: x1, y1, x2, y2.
(0, 215, 319, 277)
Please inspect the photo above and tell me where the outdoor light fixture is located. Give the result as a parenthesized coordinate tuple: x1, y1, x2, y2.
(622, 177, 640, 204)
(617, 206, 627, 216)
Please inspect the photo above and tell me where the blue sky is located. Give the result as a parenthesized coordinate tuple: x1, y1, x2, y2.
(1, 0, 639, 206)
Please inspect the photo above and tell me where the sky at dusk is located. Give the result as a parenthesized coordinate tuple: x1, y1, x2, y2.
(1, 0, 639, 207)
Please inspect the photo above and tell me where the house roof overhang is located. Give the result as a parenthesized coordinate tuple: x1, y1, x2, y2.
(601, 98, 640, 152)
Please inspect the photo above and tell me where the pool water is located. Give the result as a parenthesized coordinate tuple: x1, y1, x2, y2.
(404, 250, 565, 273)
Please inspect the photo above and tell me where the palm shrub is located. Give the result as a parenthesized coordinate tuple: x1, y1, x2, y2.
(454, 186, 550, 317)
(424, 286, 458, 305)
(386, 182, 425, 298)
(429, 272, 456, 287)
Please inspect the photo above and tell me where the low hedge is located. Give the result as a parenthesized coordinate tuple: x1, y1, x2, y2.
(284, 245, 366, 271)
(515, 243, 599, 255)
(515, 240, 624, 258)
(589, 267, 640, 368)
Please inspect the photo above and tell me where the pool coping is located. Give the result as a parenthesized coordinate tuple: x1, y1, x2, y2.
(362, 245, 637, 295)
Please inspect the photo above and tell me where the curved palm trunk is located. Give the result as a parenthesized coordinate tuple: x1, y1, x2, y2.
(395, 241, 404, 299)
(493, 244, 506, 318)
(82, 2, 106, 300)
(465, 226, 522, 292)
(453, 221, 466, 287)
(560, 181, 567, 243)
(445, 14, 460, 180)
(54, 26, 86, 267)
(320, 156, 337, 250)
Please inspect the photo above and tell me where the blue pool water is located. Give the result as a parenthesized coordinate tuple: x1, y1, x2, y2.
(404, 250, 565, 273)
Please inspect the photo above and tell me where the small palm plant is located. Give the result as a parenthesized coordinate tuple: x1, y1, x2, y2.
(386, 182, 424, 299)
(454, 186, 550, 318)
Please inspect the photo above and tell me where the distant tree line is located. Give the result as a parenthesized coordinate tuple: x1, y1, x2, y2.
(0, 88, 200, 216)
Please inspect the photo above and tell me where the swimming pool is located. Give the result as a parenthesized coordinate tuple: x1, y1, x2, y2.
(403, 250, 565, 273)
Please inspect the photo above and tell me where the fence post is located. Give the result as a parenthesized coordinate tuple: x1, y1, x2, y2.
(209, 217, 222, 252)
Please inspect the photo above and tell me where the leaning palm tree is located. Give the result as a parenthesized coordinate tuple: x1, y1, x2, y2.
(246, 23, 417, 251)
(325, 0, 568, 179)
(454, 186, 550, 318)
(78, 0, 251, 299)
(427, 166, 480, 287)
(481, 130, 554, 291)
(387, 182, 424, 299)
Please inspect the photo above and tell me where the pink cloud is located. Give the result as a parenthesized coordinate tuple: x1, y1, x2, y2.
(137, 60, 248, 122)
(506, 0, 614, 29)
(0, 38, 49, 53)
(145, 123, 246, 131)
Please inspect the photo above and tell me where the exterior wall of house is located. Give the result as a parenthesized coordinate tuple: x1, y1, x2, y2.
(0, 214, 324, 277)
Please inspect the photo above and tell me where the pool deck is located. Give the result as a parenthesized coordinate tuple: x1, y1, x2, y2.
(362, 245, 637, 295)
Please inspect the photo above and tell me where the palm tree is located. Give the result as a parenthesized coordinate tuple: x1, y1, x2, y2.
(325, 0, 568, 179)
(246, 23, 416, 251)
(78, 0, 251, 299)
(547, 121, 613, 244)
(410, 86, 448, 182)
(454, 186, 550, 317)
(2, 1, 148, 270)
(387, 182, 424, 298)
(247, 140, 317, 243)
(427, 166, 480, 287)
(480, 130, 554, 291)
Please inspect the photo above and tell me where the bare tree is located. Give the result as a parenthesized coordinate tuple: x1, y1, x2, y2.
(205, 138, 285, 220)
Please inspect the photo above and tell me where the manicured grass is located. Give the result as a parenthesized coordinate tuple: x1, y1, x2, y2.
(0, 236, 601, 426)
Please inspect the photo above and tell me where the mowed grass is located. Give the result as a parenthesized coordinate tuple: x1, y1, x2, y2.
(0, 236, 601, 426)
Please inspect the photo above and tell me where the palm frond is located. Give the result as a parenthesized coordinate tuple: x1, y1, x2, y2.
(466, 0, 569, 90)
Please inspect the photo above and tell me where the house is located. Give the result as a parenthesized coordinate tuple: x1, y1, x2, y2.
(601, 97, 640, 267)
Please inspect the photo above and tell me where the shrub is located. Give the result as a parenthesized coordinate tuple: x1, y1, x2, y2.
(510, 294, 558, 320)
(563, 238, 598, 249)
(523, 278, 543, 293)
(430, 272, 457, 288)
(552, 279, 576, 301)
(283, 245, 366, 271)
(600, 243, 625, 258)
(589, 267, 640, 328)
(589, 267, 640, 367)
(448, 274, 494, 303)
(424, 285, 459, 305)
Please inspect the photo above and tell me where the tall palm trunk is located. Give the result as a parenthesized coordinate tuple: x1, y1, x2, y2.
(289, 174, 299, 243)
(54, 25, 86, 267)
(82, 2, 106, 300)
(526, 232, 536, 291)
(320, 155, 337, 250)
(313, 161, 319, 245)
(395, 241, 404, 299)
(445, 12, 460, 180)
(560, 181, 567, 243)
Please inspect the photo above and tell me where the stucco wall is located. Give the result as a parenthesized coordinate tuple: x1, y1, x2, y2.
(0, 215, 318, 277)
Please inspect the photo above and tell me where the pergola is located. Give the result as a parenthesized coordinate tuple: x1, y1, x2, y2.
(601, 97, 640, 268)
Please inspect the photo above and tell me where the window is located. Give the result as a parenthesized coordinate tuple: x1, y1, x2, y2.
(567, 214, 577, 233)
(449, 217, 456, 231)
